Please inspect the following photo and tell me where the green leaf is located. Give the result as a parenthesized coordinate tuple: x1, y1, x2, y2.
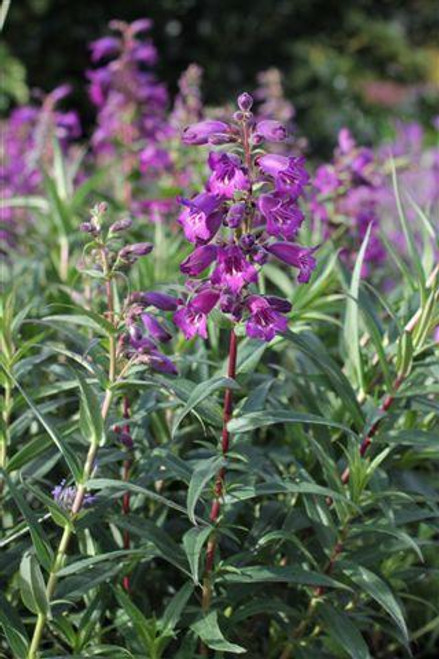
(318, 603, 371, 659)
(114, 516, 189, 575)
(57, 549, 144, 577)
(76, 370, 104, 446)
(19, 553, 49, 615)
(113, 586, 152, 652)
(283, 331, 365, 428)
(229, 480, 349, 503)
(236, 339, 267, 374)
(44, 313, 113, 336)
(186, 456, 224, 524)
(350, 524, 423, 562)
(191, 610, 246, 654)
(391, 160, 426, 291)
(1, 366, 81, 480)
(228, 410, 357, 438)
(222, 565, 348, 589)
(88, 478, 200, 522)
(343, 563, 409, 643)
(344, 223, 371, 392)
(6, 435, 52, 472)
(161, 377, 223, 427)
(1, 470, 53, 570)
(183, 526, 213, 585)
(161, 582, 194, 632)
(0, 592, 29, 659)
(172, 376, 239, 436)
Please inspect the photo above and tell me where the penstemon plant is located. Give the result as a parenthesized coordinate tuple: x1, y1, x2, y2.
(24, 203, 177, 658)
(174, 91, 316, 646)
(1, 16, 439, 659)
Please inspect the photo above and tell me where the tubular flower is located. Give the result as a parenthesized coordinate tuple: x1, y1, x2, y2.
(182, 120, 232, 145)
(258, 192, 304, 240)
(207, 152, 250, 198)
(258, 154, 310, 195)
(211, 245, 258, 294)
(178, 193, 223, 244)
(245, 296, 289, 341)
(267, 243, 317, 283)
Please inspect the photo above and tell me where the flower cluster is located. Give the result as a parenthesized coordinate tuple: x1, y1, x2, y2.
(52, 480, 95, 511)
(120, 290, 178, 375)
(79, 203, 177, 375)
(170, 63, 204, 129)
(378, 120, 439, 232)
(310, 128, 386, 274)
(88, 19, 169, 156)
(173, 92, 316, 342)
(0, 86, 80, 254)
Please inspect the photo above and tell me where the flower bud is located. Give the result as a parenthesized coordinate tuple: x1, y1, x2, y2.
(109, 217, 133, 233)
(265, 296, 292, 313)
(254, 119, 287, 142)
(225, 202, 246, 229)
(80, 222, 95, 234)
(141, 312, 172, 343)
(237, 92, 253, 112)
(252, 246, 268, 265)
(240, 234, 255, 251)
(182, 120, 231, 146)
(180, 245, 218, 276)
(119, 242, 153, 261)
(143, 291, 180, 311)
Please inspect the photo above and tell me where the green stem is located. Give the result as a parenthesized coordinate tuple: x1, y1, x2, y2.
(59, 236, 69, 282)
(27, 259, 117, 658)
(0, 381, 12, 499)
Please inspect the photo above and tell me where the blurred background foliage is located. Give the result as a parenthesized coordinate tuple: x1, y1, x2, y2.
(2, 0, 439, 154)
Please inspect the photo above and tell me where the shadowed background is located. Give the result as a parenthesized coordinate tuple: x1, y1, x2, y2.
(2, 0, 439, 153)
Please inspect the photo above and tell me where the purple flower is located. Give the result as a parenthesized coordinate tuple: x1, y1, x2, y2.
(267, 242, 317, 283)
(109, 218, 133, 233)
(119, 242, 153, 262)
(141, 312, 172, 343)
(255, 120, 287, 142)
(90, 36, 120, 62)
(338, 128, 356, 154)
(174, 289, 220, 340)
(52, 480, 95, 511)
(180, 245, 218, 276)
(132, 43, 158, 65)
(211, 245, 258, 293)
(142, 292, 180, 311)
(178, 193, 223, 244)
(258, 193, 305, 240)
(314, 165, 340, 195)
(148, 350, 178, 375)
(245, 296, 289, 341)
(182, 120, 231, 145)
(207, 152, 250, 198)
(265, 296, 292, 313)
(130, 18, 153, 34)
(226, 202, 246, 228)
(87, 68, 112, 107)
(139, 145, 172, 173)
(237, 92, 253, 112)
(258, 154, 309, 195)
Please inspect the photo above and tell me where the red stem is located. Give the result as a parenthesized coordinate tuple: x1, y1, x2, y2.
(200, 330, 238, 657)
(205, 330, 237, 570)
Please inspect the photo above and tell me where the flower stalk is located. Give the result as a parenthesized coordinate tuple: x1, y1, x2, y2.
(27, 243, 118, 659)
(202, 329, 238, 615)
